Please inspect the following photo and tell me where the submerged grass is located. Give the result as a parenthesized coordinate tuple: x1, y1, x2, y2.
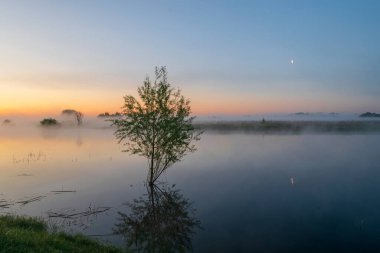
(0, 215, 126, 253)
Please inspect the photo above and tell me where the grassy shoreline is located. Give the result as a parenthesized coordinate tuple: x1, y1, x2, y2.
(194, 120, 380, 133)
(0, 215, 126, 253)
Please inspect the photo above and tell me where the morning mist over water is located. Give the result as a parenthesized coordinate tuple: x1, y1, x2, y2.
(1, 0, 380, 252)
(1, 117, 380, 252)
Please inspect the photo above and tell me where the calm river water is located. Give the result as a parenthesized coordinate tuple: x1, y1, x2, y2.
(1, 125, 380, 252)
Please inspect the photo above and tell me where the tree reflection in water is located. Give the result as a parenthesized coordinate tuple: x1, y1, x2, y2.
(114, 183, 201, 253)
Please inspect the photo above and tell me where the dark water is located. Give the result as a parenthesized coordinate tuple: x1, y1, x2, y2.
(186, 134, 380, 253)
(1, 127, 380, 252)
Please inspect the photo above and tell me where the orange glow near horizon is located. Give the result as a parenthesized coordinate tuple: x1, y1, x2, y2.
(0, 87, 304, 116)
(0, 83, 123, 116)
(1, 92, 347, 117)
(1, 79, 371, 117)
(0, 94, 344, 116)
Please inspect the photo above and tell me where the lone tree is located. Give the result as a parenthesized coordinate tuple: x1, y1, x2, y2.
(111, 67, 201, 185)
(61, 109, 83, 126)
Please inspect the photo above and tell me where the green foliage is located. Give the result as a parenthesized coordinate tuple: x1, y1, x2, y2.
(0, 215, 127, 253)
(40, 118, 59, 126)
(111, 67, 201, 184)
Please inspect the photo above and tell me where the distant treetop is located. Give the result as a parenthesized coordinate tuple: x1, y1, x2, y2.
(61, 109, 77, 115)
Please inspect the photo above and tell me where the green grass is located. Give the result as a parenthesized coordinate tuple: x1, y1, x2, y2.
(0, 215, 127, 253)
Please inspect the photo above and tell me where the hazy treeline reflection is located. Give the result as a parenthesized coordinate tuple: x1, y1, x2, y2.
(195, 120, 380, 133)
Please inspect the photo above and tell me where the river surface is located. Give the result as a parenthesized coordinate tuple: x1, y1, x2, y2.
(1, 125, 380, 252)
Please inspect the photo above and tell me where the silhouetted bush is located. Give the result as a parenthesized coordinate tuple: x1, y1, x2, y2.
(40, 118, 59, 126)
(2, 119, 11, 125)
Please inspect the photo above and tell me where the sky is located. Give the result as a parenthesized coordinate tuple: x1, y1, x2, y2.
(0, 0, 379, 116)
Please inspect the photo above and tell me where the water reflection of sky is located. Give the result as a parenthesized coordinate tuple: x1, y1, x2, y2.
(173, 134, 380, 252)
(1, 127, 380, 252)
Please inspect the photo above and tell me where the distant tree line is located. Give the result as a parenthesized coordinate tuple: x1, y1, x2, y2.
(360, 112, 380, 118)
(98, 112, 121, 118)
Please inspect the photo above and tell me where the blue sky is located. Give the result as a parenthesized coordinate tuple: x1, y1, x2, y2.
(0, 0, 379, 115)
